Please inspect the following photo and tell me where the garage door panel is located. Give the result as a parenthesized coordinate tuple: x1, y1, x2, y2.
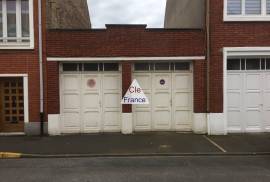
(153, 92, 170, 107)
(82, 94, 100, 109)
(153, 110, 171, 129)
(228, 92, 241, 108)
(175, 111, 191, 125)
(103, 75, 120, 90)
(62, 112, 80, 128)
(61, 70, 121, 134)
(245, 92, 261, 108)
(83, 111, 101, 128)
(133, 74, 152, 90)
(103, 111, 120, 128)
(174, 92, 190, 108)
(228, 74, 242, 90)
(63, 94, 80, 109)
(103, 93, 120, 108)
(174, 74, 190, 90)
(246, 110, 261, 129)
(227, 71, 270, 133)
(153, 74, 171, 90)
(246, 74, 261, 90)
(63, 75, 81, 91)
(228, 110, 242, 128)
(134, 111, 151, 130)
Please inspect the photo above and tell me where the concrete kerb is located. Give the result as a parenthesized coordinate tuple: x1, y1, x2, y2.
(1, 152, 270, 159)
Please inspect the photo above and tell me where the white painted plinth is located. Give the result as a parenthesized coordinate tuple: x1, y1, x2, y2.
(193, 113, 207, 134)
(48, 114, 61, 136)
(121, 113, 133, 135)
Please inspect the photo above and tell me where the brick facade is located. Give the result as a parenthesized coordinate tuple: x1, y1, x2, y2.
(209, 0, 270, 113)
(46, 26, 206, 116)
(0, 0, 42, 124)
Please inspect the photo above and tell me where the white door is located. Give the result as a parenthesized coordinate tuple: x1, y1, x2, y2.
(60, 63, 121, 134)
(133, 62, 193, 131)
(227, 58, 270, 133)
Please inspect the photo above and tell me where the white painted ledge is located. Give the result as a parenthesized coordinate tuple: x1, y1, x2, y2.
(48, 114, 61, 136)
(121, 113, 133, 134)
(193, 113, 207, 134)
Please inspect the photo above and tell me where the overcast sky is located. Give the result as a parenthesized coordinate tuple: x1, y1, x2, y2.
(87, 0, 167, 28)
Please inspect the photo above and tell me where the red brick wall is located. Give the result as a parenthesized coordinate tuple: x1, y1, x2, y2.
(46, 26, 205, 57)
(46, 26, 206, 115)
(0, 0, 41, 123)
(122, 62, 132, 113)
(209, 0, 270, 113)
(193, 60, 207, 113)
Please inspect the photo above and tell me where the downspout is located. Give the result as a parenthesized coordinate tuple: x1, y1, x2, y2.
(206, 0, 210, 113)
(38, 0, 44, 135)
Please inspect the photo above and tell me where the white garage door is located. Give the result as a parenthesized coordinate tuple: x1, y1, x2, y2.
(60, 63, 121, 134)
(133, 62, 193, 131)
(227, 58, 270, 133)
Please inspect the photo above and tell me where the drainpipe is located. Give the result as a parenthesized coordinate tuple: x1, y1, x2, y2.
(38, 0, 44, 135)
(206, 0, 210, 113)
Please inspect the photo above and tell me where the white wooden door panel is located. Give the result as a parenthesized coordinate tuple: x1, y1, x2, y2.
(61, 74, 81, 133)
(133, 73, 152, 131)
(227, 71, 270, 133)
(61, 72, 121, 134)
(81, 74, 101, 133)
(102, 74, 121, 132)
(244, 73, 262, 132)
(173, 73, 192, 131)
(263, 73, 270, 131)
(133, 71, 193, 132)
(152, 73, 172, 130)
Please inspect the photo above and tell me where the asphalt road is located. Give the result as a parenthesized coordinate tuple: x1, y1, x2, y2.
(1, 156, 270, 182)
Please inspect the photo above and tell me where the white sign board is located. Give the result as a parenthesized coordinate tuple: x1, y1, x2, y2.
(121, 79, 149, 105)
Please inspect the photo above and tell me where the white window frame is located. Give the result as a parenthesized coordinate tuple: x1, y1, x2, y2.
(0, 0, 34, 49)
(224, 0, 270, 21)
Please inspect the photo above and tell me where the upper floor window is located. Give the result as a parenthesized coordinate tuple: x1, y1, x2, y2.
(225, 0, 270, 21)
(0, 0, 33, 49)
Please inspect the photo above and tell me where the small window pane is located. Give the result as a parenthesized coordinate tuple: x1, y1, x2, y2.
(227, 0, 242, 15)
(261, 59, 266, 70)
(175, 62, 190, 70)
(266, 59, 270, 70)
(134, 63, 149, 71)
(0, 0, 2, 39)
(63, 63, 78, 71)
(267, 0, 270, 14)
(245, 0, 261, 15)
(21, 0, 29, 38)
(246, 59, 260, 70)
(104, 63, 119, 71)
(155, 63, 170, 71)
(7, 0, 16, 38)
(227, 59, 241, 70)
(241, 59, 246, 70)
(84, 63, 98, 71)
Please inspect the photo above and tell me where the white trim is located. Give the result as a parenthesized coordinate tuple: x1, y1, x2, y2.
(47, 56, 206, 62)
(223, 47, 270, 133)
(0, 74, 29, 124)
(0, 132, 25, 136)
(224, 0, 270, 21)
(0, 0, 34, 49)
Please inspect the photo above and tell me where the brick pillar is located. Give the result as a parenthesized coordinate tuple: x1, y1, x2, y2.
(193, 60, 207, 113)
(122, 62, 132, 113)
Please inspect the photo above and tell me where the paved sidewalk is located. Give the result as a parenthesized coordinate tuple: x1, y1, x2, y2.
(0, 132, 270, 156)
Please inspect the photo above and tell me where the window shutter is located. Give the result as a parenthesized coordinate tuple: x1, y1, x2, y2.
(245, 0, 261, 15)
(227, 0, 242, 15)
